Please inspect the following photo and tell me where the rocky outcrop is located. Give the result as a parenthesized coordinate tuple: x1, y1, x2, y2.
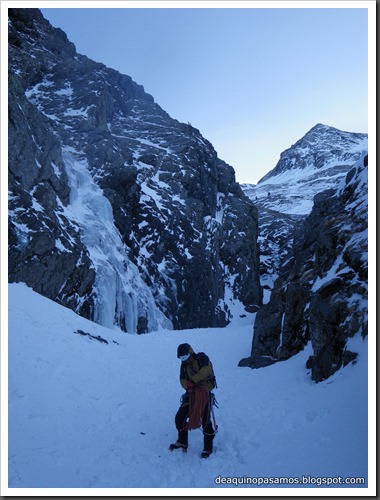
(8, 8, 262, 332)
(240, 155, 368, 382)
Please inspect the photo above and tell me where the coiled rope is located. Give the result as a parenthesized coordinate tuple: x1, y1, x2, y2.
(185, 387, 210, 431)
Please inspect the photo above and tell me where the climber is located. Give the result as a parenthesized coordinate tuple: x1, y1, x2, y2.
(169, 343, 217, 458)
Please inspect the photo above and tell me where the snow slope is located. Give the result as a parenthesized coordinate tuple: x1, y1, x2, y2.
(5, 283, 373, 494)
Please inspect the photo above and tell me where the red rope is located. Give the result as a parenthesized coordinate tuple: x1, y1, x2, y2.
(185, 387, 209, 431)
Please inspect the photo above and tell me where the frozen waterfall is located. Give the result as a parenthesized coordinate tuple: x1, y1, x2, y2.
(61, 146, 172, 333)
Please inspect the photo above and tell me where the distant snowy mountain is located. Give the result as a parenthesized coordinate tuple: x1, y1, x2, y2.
(7, 282, 369, 490)
(241, 124, 368, 301)
(243, 123, 368, 216)
(8, 8, 261, 333)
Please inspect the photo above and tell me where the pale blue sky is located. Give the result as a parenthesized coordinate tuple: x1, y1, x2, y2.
(40, 4, 369, 184)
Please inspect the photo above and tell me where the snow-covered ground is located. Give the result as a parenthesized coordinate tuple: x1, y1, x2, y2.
(4, 283, 374, 495)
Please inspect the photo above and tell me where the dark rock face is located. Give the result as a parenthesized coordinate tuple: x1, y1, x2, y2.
(240, 156, 368, 382)
(252, 204, 305, 304)
(8, 8, 262, 332)
(8, 9, 96, 319)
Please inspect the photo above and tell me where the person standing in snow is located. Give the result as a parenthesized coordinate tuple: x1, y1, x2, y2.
(169, 343, 216, 458)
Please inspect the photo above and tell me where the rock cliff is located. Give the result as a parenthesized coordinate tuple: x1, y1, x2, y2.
(8, 8, 262, 332)
(240, 154, 368, 382)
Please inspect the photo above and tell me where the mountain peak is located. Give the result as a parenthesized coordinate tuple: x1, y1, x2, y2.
(243, 123, 367, 216)
(309, 122, 329, 131)
(257, 123, 368, 188)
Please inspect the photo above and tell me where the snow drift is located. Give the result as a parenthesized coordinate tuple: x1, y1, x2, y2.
(5, 283, 372, 494)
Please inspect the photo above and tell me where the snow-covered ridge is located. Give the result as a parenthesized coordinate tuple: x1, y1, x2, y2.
(259, 123, 368, 183)
(241, 125, 368, 308)
(243, 124, 368, 216)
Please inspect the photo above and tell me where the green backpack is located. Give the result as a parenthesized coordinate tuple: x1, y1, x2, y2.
(194, 352, 217, 389)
